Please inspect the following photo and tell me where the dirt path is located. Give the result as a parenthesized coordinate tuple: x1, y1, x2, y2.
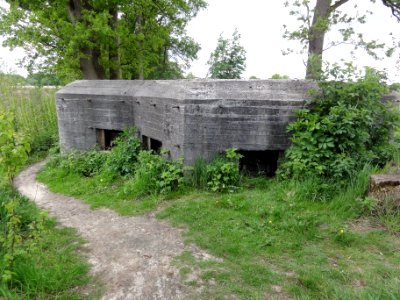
(14, 161, 196, 300)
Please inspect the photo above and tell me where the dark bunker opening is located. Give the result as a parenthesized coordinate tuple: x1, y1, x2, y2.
(238, 150, 281, 177)
(141, 135, 163, 153)
(96, 129, 122, 150)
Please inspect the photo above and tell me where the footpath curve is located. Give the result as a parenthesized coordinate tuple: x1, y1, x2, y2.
(14, 161, 191, 300)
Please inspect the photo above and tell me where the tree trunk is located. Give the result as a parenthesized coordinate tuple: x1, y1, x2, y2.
(306, 0, 350, 79)
(80, 47, 106, 80)
(67, 0, 106, 80)
(109, 8, 121, 80)
(305, 0, 332, 80)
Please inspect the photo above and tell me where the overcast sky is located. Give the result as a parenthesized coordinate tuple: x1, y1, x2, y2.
(1, 0, 400, 82)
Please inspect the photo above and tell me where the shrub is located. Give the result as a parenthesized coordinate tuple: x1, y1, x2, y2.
(206, 148, 243, 192)
(0, 111, 30, 181)
(74, 150, 108, 177)
(278, 70, 400, 180)
(29, 131, 58, 154)
(129, 150, 184, 196)
(46, 128, 141, 178)
(104, 128, 141, 177)
(47, 149, 107, 177)
(0, 188, 45, 284)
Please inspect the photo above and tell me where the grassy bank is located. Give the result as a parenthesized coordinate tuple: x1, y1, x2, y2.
(0, 185, 99, 299)
(1, 79, 99, 299)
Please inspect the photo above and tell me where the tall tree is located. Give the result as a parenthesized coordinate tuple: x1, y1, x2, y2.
(0, 0, 206, 81)
(207, 29, 246, 79)
(284, 0, 400, 80)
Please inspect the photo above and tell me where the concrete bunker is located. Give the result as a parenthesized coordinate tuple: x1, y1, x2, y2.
(56, 79, 317, 165)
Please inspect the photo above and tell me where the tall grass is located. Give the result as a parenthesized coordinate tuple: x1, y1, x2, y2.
(0, 75, 58, 154)
(0, 186, 97, 299)
(0, 76, 99, 298)
(187, 158, 208, 189)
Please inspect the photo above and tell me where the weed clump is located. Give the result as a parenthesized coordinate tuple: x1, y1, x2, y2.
(128, 150, 184, 196)
(206, 148, 243, 192)
(103, 128, 141, 177)
(55, 149, 108, 177)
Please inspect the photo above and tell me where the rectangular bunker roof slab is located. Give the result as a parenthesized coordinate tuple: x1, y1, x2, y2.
(57, 79, 317, 102)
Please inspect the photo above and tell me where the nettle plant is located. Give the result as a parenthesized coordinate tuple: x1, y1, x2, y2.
(207, 148, 243, 192)
(278, 69, 400, 180)
(130, 149, 184, 196)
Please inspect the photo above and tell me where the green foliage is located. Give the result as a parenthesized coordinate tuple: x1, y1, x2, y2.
(0, 0, 207, 80)
(207, 29, 246, 79)
(0, 78, 58, 156)
(185, 72, 197, 79)
(206, 148, 243, 192)
(0, 197, 45, 284)
(0, 72, 96, 298)
(48, 129, 141, 178)
(0, 73, 26, 85)
(129, 150, 184, 196)
(104, 128, 142, 177)
(0, 111, 30, 180)
(270, 74, 289, 79)
(49, 149, 108, 178)
(26, 71, 62, 87)
(186, 158, 208, 189)
(0, 185, 94, 299)
(75, 150, 108, 177)
(389, 82, 400, 92)
(278, 70, 399, 180)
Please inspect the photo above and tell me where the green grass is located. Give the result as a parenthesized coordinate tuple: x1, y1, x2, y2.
(0, 185, 100, 299)
(38, 160, 400, 299)
(159, 172, 400, 299)
(36, 166, 166, 215)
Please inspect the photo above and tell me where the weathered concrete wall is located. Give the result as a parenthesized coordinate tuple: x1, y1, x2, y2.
(56, 79, 317, 164)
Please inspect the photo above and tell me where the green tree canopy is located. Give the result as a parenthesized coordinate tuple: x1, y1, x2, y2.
(26, 71, 62, 86)
(0, 0, 207, 81)
(207, 29, 246, 79)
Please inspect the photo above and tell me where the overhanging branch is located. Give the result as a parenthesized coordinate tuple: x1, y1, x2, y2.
(382, 0, 400, 21)
(330, 0, 350, 12)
